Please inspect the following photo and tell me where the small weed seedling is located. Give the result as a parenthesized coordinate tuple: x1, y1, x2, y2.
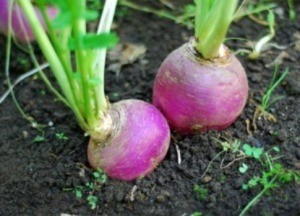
(248, 10, 276, 59)
(55, 132, 69, 141)
(200, 139, 247, 178)
(239, 146, 300, 216)
(64, 168, 107, 210)
(253, 66, 288, 127)
(191, 185, 206, 216)
(261, 66, 288, 112)
(194, 184, 208, 201)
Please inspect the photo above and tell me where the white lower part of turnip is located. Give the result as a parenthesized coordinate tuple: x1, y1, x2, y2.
(153, 39, 249, 134)
(88, 99, 170, 181)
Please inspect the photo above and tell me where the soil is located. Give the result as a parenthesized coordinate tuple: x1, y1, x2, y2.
(0, 1, 299, 216)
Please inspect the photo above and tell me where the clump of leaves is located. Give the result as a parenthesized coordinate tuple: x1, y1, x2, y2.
(55, 132, 68, 141)
(194, 184, 208, 201)
(239, 146, 300, 216)
(252, 66, 288, 130)
(64, 168, 107, 210)
(242, 144, 263, 159)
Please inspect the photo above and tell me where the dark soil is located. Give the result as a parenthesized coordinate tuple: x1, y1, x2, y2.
(0, 1, 299, 216)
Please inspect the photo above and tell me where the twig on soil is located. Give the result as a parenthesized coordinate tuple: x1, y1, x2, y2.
(200, 151, 225, 179)
(174, 143, 182, 165)
(245, 119, 252, 136)
(0, 63, 49, 104)
(171, 135, 182, 165)
(220, 155, 249, 169)
(130, 185, 138, 201)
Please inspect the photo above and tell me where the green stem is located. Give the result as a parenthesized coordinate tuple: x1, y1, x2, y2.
(18, 0, 89, 131)
(239, 176, 277, 216)
(70, 0, 96, 129)
(200, 150, 225, 178)
(93, 0, 118, 117)
(37, 0, 85, 115)
(5, 0, 30, 121)
(195, 0, 238, 59)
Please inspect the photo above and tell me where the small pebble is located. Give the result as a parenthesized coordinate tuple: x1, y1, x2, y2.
(115, 190, 125, 202)
(211, 182, 222, 192)
(201, 175, 212, 183)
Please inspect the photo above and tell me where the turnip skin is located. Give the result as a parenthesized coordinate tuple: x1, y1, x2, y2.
(153, 41, 248, 134)
(0, 0, 58, 42)
(87, 99, 170, 181)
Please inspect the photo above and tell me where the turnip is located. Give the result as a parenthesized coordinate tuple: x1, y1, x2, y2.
(0, 0, 58, 42)
(153, 0, 248, 134)
(17, 0, 170, 181)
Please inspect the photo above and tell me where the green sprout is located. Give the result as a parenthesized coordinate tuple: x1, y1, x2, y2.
(87, 195, 98, 210)
(64, 168, 107, 210)
(242, 144, 263, 159)
(239, 163, 249, 174)
(55, 132, 68, 141)
(261, 66, 288, 112)
(194, 184, 208, 201)
(32, 135, 45, 143)
(74, 186, 84, 198)
(200, 139, 246, 178)
(249, 10, 275, 59)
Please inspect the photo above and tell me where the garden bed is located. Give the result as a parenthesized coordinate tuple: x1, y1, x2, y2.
(0, 1, 299, 215)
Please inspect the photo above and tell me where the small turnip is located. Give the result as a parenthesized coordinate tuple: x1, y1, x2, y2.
(0, 0, 57, 42)
(153, 1, 248, 134)
(88, 99, 170, 181)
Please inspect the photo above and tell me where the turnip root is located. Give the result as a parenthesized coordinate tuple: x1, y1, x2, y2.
(88, 99, 170, 181)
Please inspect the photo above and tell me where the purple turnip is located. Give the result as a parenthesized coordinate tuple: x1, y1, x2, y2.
(88, 99, 170, 181)
(17, 0, 171, 181)
(153, 1, 248, 134)
(0, 0, 57, 42)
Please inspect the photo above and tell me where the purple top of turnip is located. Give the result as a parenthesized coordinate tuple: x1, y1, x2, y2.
(0, 0, 58, 42)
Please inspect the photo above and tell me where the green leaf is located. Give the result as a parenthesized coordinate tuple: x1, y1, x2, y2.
(72, 72, 82, 81)
(239, 163, 249, 174)
(248, 176, 260, 188)
(68, 33, 119, 50)
(32, 135, 45, 143)
(74, 189, 82, 198)
(88, 77, 102, 86)
(267, 10, 275, 28)
(242, 144, 253, 156)
(191, 212, 203, 216)
(85, 10, 99, 21)
(100, 174, 107, 183)
(242, 184, 248, 190)
(86, 182, 94, 190)
(87, 195, 98, 210)
(273, 146, 280, 152)
(93, 171, 100, 178)
(221, 141, 230, 151)
(252, 147, 263, 159)
(52, 12, 72, 29)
